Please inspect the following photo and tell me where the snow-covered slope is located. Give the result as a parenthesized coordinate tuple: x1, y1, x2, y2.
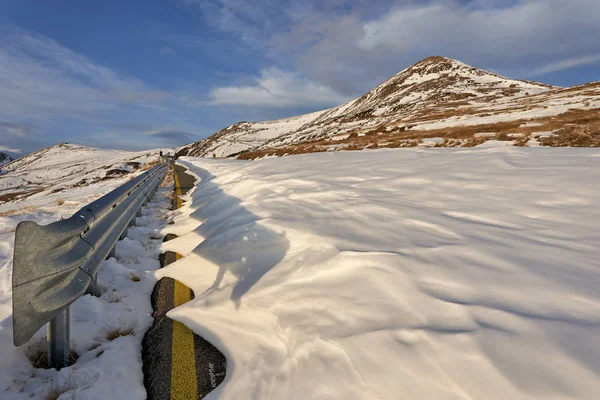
(163, 148, 600, 399)
(0, 143, 164, 210)
(177, 56, 600, 158)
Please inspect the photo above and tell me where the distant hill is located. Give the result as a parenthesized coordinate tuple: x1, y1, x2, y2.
(0, 143, 162, 204)
(177, 56, 600, 159)
(0, 151, 14, 166)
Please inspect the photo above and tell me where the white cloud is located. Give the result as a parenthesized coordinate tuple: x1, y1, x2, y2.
(531, 54, 600, 76)
(160, 46, 176, 55)
(0, 121, 35, 137)
(208, 68, 351, 108)
(265, 0, 600, 94)
(357, 0, 600, 67)
(0, 145, 22, 153)
(0, 26, 170, 121)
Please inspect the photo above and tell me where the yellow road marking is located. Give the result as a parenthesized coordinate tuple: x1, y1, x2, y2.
(173, 167, 183, 209)
(171, 277, 196, 400)
(170, 168, 197, 399)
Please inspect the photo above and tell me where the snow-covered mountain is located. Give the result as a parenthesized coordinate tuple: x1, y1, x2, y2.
(0, 152, 13, 166)
(0, 143, 163, 207)
(178, 56, 600, 158)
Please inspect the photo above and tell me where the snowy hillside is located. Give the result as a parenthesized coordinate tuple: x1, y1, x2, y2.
(0, 143, 164, 212)
(177, 56, 600, 158)
(162, 148, 600, 399)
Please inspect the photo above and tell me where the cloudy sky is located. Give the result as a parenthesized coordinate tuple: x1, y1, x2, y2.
(1, 0, 599, 154)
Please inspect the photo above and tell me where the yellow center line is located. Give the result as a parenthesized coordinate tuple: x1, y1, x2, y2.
(173, 167, 183, 209)
(170, 169, 197, 400)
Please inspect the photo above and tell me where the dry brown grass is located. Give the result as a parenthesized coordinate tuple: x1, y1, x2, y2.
(160, 168, 175, 187)
(106, 326, 135, 341)
(43, 373, 93, 400)
(539, 124, 600, 147)
(138, 160, 161, 172)
(104, 318, 138, 341)
(234, 107, 600, 159)
(87, 343, 101, 351)
(27, 342, 79, 370)
(105, 291, 122, 303)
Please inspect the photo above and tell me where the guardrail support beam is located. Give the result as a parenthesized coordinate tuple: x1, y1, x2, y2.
(47, 308, 70, 369)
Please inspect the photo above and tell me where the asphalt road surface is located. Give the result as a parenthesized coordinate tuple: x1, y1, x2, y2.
(142, 164, 226, 400)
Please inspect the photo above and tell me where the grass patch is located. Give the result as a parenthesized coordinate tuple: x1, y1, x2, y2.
(105, 290, 122, 303)
(27, 349, 79, 370)
(105, 319, 138, 341)
(106, 327, 135, 341)
(43, 373, 93, 400)
(87, 343, 101, 351)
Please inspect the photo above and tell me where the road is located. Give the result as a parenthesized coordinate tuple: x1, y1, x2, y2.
(142, 163, 226, 400)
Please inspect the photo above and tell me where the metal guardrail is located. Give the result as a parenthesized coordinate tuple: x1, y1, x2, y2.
(12, 161, 168, 368)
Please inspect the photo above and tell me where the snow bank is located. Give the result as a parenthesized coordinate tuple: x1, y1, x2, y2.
(162, 148, 600, 400)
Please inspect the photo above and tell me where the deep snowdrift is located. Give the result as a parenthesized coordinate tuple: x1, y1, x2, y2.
(162, 147, 600, 399)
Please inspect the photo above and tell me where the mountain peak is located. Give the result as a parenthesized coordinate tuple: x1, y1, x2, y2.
(413, 55, 454, 66)
(177, 56, 577, 158)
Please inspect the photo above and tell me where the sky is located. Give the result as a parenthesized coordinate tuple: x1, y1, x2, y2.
(1, 0, 599, 155)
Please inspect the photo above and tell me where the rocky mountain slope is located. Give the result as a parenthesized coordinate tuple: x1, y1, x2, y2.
(0, 152, 13, 166)
(177, 56, 600, 159)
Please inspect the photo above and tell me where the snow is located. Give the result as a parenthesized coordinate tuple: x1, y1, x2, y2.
(159, 148, 600, 400)
(419, 137, 445, 147)
(0, 152, 172, 399)
(0, 144, 165, 213)
(475, 140, 516, 148)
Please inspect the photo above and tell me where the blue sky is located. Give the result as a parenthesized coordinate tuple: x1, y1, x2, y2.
(1, 0, 599, 155)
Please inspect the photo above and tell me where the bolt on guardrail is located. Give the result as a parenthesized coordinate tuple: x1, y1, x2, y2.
(12, 160, 169, 369)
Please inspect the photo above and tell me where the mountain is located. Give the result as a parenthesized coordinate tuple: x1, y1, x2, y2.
(0, 143, 163, 205)
(178, 56, 600, 159)
(0, 152, 13, 166)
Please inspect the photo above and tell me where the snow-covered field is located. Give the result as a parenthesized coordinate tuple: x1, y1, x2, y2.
(0, 167, 173, 399)
(162, 147, 600, 399)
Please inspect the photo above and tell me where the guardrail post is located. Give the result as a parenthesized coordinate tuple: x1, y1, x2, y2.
(86, 275, 98, 296)
(107, 245, 116, 259)
(47, 308, 70, 369)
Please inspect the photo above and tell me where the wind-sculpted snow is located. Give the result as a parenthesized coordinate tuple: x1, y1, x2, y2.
(161, 148, 600, 399)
